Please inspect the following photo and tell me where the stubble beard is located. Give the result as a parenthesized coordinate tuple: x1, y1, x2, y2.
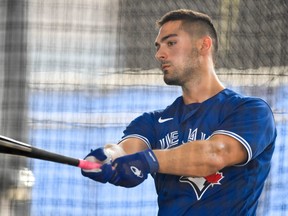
(163, 48, 200, 86)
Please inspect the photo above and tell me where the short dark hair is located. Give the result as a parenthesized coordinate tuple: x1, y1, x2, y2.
(156, 9, 218, 53)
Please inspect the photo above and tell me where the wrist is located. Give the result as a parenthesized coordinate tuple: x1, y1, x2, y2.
(143, 149, 159, 173)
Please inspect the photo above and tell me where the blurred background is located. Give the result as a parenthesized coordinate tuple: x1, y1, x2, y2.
(0, 0, 287, 215)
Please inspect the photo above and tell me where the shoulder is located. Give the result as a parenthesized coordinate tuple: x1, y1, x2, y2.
(216, 89, 276, 135)
(220, 89, 273, 113)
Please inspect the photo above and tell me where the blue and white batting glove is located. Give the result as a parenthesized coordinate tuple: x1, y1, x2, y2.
(109, 149, 159, 188)
(81, 148, 115, 183)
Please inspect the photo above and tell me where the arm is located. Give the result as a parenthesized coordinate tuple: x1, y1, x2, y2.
(104, 134, 246, 178)
(82, 135, 246, 186)
(154, 134, 247, 177)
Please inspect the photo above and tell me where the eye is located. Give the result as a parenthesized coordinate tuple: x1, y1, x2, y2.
(167, 41, 176, 47)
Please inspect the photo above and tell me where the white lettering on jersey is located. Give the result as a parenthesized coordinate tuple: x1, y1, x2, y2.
(187, 129, 207, 142)
(201, 132, 207, 140)
(159, 131, 179, 149)
(187, 128, 198, 142)
(158, 128, 207, 149)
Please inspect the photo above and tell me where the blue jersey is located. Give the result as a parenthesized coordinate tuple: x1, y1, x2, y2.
(120, 89, 276, 216)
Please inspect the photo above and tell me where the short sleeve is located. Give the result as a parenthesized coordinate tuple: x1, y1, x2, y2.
(212, 97, 276, 165)
(119, 112, 157, 149)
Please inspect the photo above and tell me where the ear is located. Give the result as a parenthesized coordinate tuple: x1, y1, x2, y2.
(200, 36, 212, 54)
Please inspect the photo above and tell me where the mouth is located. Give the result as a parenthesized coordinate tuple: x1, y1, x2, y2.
(161, 63, 170, 72)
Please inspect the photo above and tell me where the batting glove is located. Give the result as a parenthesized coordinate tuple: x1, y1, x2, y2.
(81, 148, 115, 183)
(109, 149, 159, 188)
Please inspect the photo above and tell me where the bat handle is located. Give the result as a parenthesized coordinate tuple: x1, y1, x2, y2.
(78, 159, 102, 170)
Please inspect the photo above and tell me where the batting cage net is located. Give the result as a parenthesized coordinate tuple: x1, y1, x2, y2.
(0, 0, 287, 215)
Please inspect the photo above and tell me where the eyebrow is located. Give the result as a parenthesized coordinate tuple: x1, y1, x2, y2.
(154, 33, 178, 47)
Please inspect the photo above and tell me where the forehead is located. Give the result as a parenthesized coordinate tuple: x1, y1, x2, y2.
(155, 20, 184, 42)
(159, 20, 183, 33)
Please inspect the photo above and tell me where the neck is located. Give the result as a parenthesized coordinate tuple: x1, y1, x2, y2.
(181, 69, 225, 104)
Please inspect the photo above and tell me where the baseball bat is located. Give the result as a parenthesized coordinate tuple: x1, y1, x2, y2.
(0, 135, 101, 170)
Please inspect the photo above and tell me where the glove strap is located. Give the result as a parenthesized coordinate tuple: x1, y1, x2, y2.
(142, 149, 159, 173)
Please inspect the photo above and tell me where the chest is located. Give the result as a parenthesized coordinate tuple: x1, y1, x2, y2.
(155, 108, 219, 149)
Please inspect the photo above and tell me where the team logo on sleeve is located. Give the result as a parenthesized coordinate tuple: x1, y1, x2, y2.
(179, 172, 224, 200)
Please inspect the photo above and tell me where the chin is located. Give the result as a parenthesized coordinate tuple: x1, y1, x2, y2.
(164, 78, 180, 86)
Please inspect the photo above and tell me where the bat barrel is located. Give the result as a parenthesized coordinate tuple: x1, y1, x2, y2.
(30, 146, 80, 166)
(0, 135, 101, 170)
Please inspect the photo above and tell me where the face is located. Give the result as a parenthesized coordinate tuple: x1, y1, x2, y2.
(154, 21, 201, 86)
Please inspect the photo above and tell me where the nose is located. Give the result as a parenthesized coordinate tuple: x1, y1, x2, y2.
(155, 47, 166, 62)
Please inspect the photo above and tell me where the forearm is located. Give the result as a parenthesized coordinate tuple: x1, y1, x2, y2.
(153, 134, 247, 177)
(153, 140, 222, 177)
(105, 138, 224, 177)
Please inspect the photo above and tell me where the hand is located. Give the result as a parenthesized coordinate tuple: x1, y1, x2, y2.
(109, 149, 159, 188)
(81, 147, 115, 183)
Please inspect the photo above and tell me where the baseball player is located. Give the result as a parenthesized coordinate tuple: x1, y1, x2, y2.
(82, 9, 277, 215)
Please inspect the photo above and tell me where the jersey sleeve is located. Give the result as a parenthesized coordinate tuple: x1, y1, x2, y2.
(211, 97, 277, 165)
(119, 112, 157, 149)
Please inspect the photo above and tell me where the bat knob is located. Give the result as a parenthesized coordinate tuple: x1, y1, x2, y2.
(78, 159, 102, 170)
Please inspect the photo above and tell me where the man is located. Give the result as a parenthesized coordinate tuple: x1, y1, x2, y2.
(82, 9, 277, 215)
